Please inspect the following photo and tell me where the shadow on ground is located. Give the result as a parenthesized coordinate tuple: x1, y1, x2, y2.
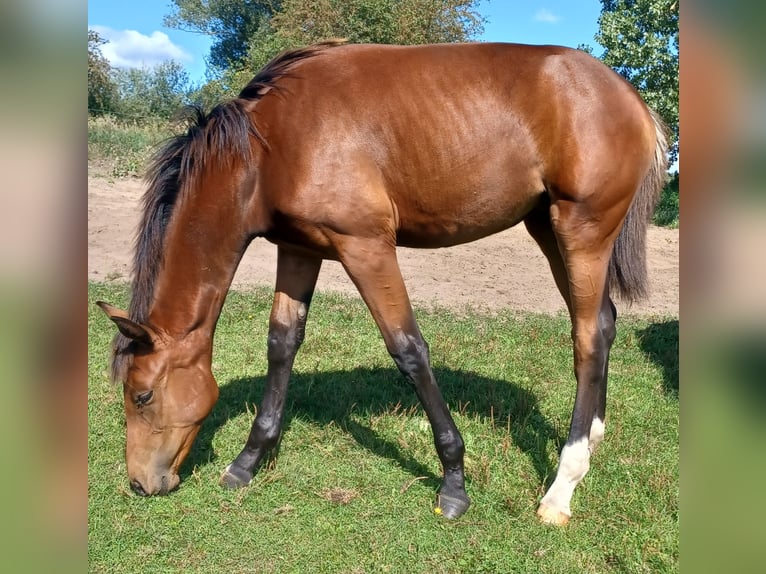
(637, 319, 679, 397)
(182, 366, 561, 491)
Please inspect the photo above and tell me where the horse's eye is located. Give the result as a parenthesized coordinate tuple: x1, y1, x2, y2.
(136, 390, 154, 406)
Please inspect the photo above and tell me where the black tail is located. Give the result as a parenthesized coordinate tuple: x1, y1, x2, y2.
(609, 108, 669, 303)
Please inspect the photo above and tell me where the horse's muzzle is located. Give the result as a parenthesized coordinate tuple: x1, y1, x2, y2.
(129, 473, 179, 496)
(130, 479, 150, 496)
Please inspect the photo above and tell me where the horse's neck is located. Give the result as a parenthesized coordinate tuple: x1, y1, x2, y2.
(148, 192, 249, 341)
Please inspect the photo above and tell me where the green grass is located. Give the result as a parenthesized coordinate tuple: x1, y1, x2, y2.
(88, 282, 678, 573)
(88, 116, 175, 178)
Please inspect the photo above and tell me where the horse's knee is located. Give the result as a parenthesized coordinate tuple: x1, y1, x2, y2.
(267, 318, 306, 364)
(387, 330, 430, 381)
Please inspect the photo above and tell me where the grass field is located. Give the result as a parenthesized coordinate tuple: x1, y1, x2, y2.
(88, 282, 678, 573)
(87, 116, 174, 178)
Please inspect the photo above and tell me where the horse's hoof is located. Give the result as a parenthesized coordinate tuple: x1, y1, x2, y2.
(536, 503, 570, 525)
(219, 464, 253, 489)
(435, 492, 471, 519)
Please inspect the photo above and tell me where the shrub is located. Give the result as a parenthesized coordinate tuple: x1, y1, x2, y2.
(88, 116, 175, 178)
(653, 172, 679, 228)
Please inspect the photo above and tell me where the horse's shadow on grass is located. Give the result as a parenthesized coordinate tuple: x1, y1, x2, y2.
(182, 367, 562, 492)
(637, 319, 679, 397)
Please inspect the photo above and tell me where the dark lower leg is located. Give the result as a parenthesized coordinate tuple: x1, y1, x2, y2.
(221, 346, 297, 486)
(389, 329, 469, 518)
(590, 296, 616, 452)
(221, 251, 320, 488)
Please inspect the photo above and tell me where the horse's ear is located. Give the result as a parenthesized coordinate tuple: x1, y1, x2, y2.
(95, 301, 156, 347)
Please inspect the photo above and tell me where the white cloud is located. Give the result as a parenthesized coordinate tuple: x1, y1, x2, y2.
(90, 25, 191, 68)
(534, 9, 561, 24)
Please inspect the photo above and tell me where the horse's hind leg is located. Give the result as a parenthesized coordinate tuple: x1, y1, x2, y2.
(221, 248, 322, 488)
(530, 199, 619, 525)
(339, 238, 470, 519)
(525, 207, 615, 457)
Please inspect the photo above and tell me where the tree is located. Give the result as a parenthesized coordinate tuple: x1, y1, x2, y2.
(218, 0, 484, 96)
(271, 0, 484, 47)
(164, 1, 279, 72)
(594, 0, 678, 163)
(114, 61, 191, 120)
(88, 30, 118, 115)
(166, 0, 482, 78)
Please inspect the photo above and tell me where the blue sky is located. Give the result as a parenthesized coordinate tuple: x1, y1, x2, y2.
(88, 1, 604, 84)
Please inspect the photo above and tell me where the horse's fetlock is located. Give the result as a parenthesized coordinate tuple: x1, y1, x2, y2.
(437, 429, 465, 462)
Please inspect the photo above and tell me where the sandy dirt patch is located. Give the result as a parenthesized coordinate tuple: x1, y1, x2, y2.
(88, 172, 678, 316)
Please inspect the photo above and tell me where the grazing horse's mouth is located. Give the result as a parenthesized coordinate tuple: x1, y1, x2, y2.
(129, 479, 150, 496)
(129, 474, 178, 496)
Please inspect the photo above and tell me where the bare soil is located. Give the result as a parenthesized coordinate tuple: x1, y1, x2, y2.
(88, 172, 678, 316)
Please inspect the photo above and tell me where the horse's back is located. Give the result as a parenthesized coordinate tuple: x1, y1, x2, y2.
(253, 43, 655, 250)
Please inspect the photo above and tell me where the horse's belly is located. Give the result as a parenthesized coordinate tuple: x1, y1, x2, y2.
(394, 184, 544, 248)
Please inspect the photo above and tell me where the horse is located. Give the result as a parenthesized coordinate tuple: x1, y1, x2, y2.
(97, 40, 667, 525)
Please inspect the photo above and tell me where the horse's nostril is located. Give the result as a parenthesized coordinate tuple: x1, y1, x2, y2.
(130, 479, 149, 496)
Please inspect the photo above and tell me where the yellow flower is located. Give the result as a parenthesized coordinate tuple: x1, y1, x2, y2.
(433, 506, 442, 516)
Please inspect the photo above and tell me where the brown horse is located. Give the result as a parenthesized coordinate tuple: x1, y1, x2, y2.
(97, 41, 667, 524)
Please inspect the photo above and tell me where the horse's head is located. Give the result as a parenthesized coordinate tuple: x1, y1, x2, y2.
(97, 302, 219, 496)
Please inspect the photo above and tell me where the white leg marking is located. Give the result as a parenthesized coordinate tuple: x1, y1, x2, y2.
(589, 416, 605, 454)
(540, 436, 591, 518)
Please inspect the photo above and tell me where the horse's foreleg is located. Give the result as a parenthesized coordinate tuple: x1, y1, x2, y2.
(220, 248, 321, 489)
(339, 238, 470, 519)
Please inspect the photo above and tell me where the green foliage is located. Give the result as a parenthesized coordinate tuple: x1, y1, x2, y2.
(113, 61, 191, 120)
(88, 30, 118, 115)
(272, 0, 484, 46)
(594, 0, 679, 164)
(173, 0, 484, 98)
(653, 171, 679, 228)
(164, 0, 278, 72)
(187, 77, 231, 110)
(217, 20, 293, 98)
(88, 30, 192, 122)
(89, 282, 678, 573)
